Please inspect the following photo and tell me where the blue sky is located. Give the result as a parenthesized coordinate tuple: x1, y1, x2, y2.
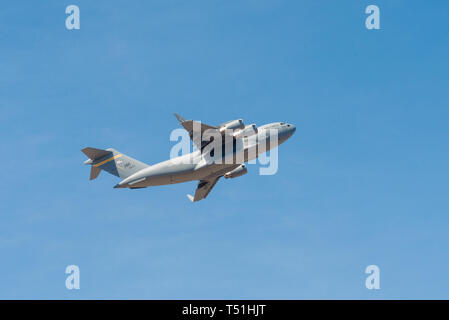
(1, 0, 449, 299)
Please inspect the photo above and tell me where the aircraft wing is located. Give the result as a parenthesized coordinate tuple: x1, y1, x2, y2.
(175, 113, 219, 150)
(175, 113, 228, 150)
(187, 176, 221, 202)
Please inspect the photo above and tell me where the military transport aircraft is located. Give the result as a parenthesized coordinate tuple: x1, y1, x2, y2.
(82, 114, 295, 202)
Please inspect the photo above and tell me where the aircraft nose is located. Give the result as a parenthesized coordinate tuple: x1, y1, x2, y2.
(290, 124, 296, 134)
(287, 123, 296, 136)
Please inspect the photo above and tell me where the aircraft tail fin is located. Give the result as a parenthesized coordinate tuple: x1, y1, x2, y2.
(81, 147, 149, 180)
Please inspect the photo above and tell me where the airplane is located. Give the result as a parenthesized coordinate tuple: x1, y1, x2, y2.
(81, 114, 296, 202)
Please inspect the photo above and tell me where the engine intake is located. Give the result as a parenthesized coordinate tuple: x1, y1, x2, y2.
(219, 119, 245, 132)
(224, 164, 247, 179)
(233, 124, 258, 138)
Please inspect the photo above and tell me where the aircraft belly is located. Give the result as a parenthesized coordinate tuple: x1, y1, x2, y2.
(197, 163, 240, 180)
(191, 163, 217, 180)
(146, 175, 172, 186)
(147, 163, 197, 185)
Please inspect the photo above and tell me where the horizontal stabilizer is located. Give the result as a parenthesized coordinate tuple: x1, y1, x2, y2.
(82, 147, 111, 160)
(90, 166, 101, 180)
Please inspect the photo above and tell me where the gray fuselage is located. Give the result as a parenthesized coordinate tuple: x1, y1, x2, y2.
(116, 122, 296, 189)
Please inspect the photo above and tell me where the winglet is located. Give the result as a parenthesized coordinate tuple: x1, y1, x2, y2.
(174, 113, 185, 123)
(186, 194, 195, 202)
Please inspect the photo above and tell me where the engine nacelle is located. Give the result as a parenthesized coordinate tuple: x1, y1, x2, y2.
(233, 124, 258, 138)
(219, 119, 245, 132)
(224, 164, 247, 179)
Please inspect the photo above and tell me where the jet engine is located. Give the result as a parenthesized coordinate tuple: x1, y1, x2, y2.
(233, 124, 258, 138)
(224, 164, 247, 179)
(219, 119, 245, 132)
